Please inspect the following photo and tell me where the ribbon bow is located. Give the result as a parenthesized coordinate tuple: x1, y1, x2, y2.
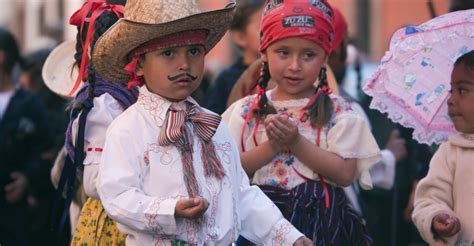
(68, 0, 125, 96)
(159, 102, 221, 146)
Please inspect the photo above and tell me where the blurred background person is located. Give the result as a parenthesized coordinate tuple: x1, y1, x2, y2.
(206, 0, 264, 114)
(0, 27, 52, 246)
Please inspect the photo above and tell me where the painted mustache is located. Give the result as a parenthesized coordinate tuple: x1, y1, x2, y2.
(167, 73, 198, 81)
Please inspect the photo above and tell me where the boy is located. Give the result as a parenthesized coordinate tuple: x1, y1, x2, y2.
(92, 0, 311, 245)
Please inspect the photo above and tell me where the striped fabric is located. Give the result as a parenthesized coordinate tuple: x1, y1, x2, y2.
(257, 182, 373, 246)
(159, 102, 221, 145)
(159, 101, 224, 197)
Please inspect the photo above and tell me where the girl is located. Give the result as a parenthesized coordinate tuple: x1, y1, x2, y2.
(223, 0, 380, 245)
(412, 50, 474, 245)
(50, 0, 138, 244)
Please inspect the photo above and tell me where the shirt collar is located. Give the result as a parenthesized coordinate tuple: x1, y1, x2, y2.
(137, 85, 200, 127)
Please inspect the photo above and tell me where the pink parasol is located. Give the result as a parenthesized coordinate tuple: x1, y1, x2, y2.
(363, 9, 474, 144)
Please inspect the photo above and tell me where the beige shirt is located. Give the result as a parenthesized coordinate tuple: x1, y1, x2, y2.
(413, 134, 474, 245)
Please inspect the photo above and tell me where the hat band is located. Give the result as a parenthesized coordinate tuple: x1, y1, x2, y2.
(129, 29, 208, 57)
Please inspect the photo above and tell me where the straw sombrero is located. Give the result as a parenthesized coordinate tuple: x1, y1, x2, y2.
(93, 0, 236, 83)
(42, 40, 79, 99)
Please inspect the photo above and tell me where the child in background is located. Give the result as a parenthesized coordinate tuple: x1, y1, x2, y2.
(207, 0, 264, 115)
(412, 50, 474, 245)
(48, 0, 138, 244)
(223, 0, 380, 244)
(93, 0, 311, 245)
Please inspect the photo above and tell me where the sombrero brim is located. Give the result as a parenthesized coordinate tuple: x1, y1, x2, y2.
(93, 3, 236, 83)
(42, 40, 80, 99)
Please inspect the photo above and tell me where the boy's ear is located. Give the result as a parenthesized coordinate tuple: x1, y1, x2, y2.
(136, 57, 144, 76)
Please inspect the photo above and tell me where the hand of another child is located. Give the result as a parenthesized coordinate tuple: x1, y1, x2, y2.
(4, 172, 28, 204)
(293, 236, 312, 246)
(265, 113, 300, 147)
(432, 213, 461, 238)
(175, 197, 209, 220)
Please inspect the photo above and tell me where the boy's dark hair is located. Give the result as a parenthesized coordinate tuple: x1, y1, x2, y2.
(230, 0, 264, 31)
(454, 50, 474, 71)
(253, 62, 334, 128)
(449, 0, 474, 12)
(0, 28, 22, 74)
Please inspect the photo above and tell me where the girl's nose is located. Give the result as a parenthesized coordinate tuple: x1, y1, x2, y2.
(288, 56, 301, 72)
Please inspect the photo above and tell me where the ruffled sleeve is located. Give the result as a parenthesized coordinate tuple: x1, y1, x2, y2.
(222, 96, 254, 153)
(326, 112, 381, 189)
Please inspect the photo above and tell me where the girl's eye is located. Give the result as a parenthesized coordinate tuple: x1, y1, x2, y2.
(459, 88, 468, 95)
(161, 50, 174, 57)
(277, 50, 289, 57)
(303, 52, 316, 59)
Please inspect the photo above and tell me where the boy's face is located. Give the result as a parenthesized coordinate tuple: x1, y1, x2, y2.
(137, 45, 205, 101)
(448, 63, 474, 133)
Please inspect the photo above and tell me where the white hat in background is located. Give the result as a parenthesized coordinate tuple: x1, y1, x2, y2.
(42, 40, 79, 99)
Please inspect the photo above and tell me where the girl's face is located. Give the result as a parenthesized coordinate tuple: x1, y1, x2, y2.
(137, 45, 205, 102)
(261, 37, 327, 100)
(447, 63, 474, 133)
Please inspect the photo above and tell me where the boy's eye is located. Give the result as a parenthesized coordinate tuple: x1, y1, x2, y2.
(161, 50, 174, 57)
(459, 88, 468, 95)
(189, 47, 202, 56)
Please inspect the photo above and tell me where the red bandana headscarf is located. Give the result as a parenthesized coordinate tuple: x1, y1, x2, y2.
(259, 0, 335, 54)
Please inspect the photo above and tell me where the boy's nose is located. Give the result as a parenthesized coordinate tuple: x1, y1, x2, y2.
(178, 56, 190, 71)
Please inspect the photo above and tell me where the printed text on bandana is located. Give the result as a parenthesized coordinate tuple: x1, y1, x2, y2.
(283, 15, 314, 28)
(309, 0, 332, 17)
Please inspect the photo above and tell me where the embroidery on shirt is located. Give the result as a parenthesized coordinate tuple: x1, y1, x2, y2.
(138, 90, 168, 126)
(145, 198, 165, 236)
(144, 143, 174, 166)
(215, 142, 233, 165)
(185, 220, 199, 245)
(204, 177, 221, 242)
(272, 221, 293, 245)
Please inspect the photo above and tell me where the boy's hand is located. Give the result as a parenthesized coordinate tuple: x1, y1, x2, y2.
(432, 213, 461, 238)
(175, 197, 209, 219)
(293, 236, 312, 246)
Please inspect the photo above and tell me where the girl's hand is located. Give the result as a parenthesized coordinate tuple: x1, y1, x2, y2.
(293, 236, 312, 246)
(432, 213, 461, 238)
(264, 115, 288, 152)
(175, 197, 209, 220)
(266, 114, 300, 147)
